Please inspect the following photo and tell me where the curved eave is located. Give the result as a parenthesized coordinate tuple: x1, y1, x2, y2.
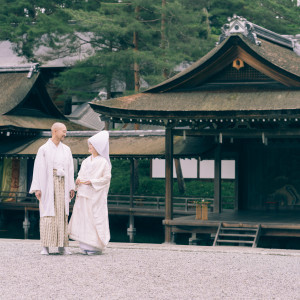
(89, 89, 300, 121)
(146, 35, 300, 92)
(0, 115, 90, 131)
(0, 72, 39, 115)
(5, 74, 67, 119)
(89, 102, 300, 121)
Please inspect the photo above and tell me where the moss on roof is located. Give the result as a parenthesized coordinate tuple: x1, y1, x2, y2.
(242, 35, 300, 78)
(91, 90, 300, 117)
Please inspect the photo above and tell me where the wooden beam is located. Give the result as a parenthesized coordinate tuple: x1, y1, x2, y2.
(165, 126, 173, 243)
(173, 128, 300, 138)
(174, 158, 185, 194)
(214, 145, 222, 213)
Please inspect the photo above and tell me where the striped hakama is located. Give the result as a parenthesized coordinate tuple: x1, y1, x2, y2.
(40, 170, 69, 247)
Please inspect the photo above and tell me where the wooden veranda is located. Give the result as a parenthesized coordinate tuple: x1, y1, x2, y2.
(0, 192, 205, 239)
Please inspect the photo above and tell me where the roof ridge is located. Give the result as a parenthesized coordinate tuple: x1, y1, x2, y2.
(0, 64, 40, 78)
(218, 15, 295, 51)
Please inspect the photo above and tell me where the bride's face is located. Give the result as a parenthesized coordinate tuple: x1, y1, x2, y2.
(88, 143, 98, 156)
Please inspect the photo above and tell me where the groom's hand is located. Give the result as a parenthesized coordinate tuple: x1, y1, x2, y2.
(35, 190, 41, 201)
(70, 190, 75, 199)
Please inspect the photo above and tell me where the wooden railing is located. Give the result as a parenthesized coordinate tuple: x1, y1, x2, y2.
(107, 195, 215, 212)
(0, 191, 234, 211)
(0, 191, 37, 203)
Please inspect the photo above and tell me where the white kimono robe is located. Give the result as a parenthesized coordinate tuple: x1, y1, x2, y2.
(29, 139, 75, 217)
(68, 155, 111, 250)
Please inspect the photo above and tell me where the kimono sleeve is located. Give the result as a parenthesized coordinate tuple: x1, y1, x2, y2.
(90, 160, 111, 192)
(67, 148, 75, 191)
(76, 158, 87, 181)
(29, 147, 45, 193)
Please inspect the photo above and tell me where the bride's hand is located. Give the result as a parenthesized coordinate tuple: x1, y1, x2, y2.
(75, 178, 81, 185)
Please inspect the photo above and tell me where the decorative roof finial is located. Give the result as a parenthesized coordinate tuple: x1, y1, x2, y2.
(27, 63, 39, 79)
(217, 15, 261, 46)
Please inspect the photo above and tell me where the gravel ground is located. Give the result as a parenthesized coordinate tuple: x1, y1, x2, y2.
(0, 240, 299, 300)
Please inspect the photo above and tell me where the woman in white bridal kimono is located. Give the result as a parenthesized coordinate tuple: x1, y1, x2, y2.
(69, 131, 111, 255)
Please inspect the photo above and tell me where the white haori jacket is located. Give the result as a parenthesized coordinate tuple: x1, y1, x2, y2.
(29, 139, 75, 217)
(69, 155, 111, 249)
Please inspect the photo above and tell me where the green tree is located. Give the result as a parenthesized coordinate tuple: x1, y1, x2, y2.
(1, 0, 298, 104)
(0, 0, 215, 101)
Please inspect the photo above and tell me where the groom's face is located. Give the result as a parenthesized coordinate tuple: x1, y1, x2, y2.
(55, 125, 67, 141)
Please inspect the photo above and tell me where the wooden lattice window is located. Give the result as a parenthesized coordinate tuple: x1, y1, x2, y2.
(211, 62, 272, 83)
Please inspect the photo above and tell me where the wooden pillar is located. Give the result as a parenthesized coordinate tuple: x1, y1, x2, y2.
(165, 127, 173, 243)
(214, 145, 222, 213)
(150, 159, 153, 179)
(234, 154, 239, 211)
(0, 210, 5, 228)
(127, 158, 136, 242)
(130, 158, 135, 209)
(174, 158, 185, 194)
(197, 157, 200, 179)
(133, 159, 139, 191)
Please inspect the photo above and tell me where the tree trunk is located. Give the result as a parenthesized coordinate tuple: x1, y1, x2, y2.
(133, 6, 140, 92)
(161, 0, 168, 79)
(107, 41, 113, 99)
(106, 74, 112, 100)
(203, 7, 211, 36)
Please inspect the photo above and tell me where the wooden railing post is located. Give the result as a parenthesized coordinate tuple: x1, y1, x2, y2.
(23, 207, 30, 239)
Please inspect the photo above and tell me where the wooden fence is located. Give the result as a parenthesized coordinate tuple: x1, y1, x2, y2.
(0, 191, 234, 212)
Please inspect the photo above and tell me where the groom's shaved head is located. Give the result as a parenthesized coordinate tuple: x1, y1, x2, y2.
(51, 122, 66, 132)
(51, 122, 67, 143)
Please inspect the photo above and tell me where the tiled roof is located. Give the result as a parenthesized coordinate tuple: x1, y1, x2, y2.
(68, 102, 105, 130)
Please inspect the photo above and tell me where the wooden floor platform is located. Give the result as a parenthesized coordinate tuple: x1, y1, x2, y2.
(164, 210, 300, 237)
(1, 198, 300, 239)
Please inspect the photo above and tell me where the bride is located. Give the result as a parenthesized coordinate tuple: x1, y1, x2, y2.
(69, 131, 111, 255)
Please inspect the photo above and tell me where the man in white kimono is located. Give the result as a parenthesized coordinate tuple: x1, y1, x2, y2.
(69, 131, 111, 255)
(30, 122, 75, 255)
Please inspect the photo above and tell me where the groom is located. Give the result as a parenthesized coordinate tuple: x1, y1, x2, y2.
(30, 122, 75, 255)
